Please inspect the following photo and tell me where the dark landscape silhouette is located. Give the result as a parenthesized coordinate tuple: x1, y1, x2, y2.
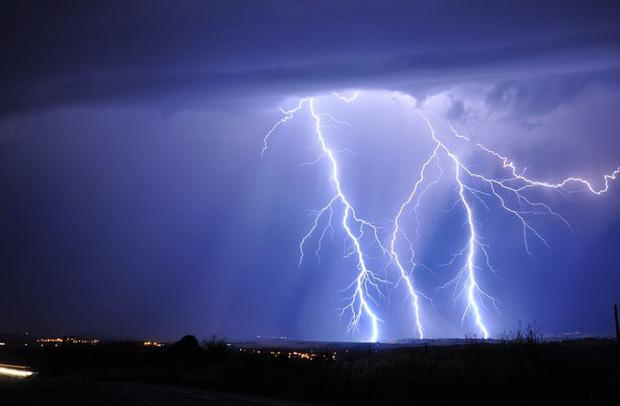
(1, 324, 620, 405)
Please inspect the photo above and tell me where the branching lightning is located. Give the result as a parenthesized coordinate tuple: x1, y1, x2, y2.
(332, 91, 360, 103)
(262, 91, 619, 341)
(411, 113, 617, 339)
(387, 144, 440, 339)
(263, 96, 387, 342)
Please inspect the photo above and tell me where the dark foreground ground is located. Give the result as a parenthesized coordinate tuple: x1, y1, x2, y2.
(1, 336, 619, 405)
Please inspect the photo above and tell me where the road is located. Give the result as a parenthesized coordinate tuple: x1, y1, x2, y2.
(100, 382, 319, 406)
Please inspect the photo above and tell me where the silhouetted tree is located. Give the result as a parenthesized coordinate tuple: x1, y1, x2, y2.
(170, 335, 201, 356)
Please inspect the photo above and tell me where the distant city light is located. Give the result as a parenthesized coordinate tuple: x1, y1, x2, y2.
(143, 341, 164, 347)
(37, 337, 99, 345)
(237, 347, 336, 361)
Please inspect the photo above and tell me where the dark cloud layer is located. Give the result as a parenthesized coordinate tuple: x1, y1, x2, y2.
(2, 1, 620, 115)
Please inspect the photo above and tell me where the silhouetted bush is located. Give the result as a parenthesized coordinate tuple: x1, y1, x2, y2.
(202, 335, 229, 361)
(499, 321, 544, 344)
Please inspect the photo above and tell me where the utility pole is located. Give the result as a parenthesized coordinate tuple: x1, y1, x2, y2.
(614, 304, 620, 349)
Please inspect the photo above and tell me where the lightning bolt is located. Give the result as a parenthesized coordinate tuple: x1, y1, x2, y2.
(263, 95, 387, 342)
(331, 91, 361, 103)
(407, 112, 618, 338)
(388, 145, 440, 339)
(262, 91, 619, 341)
(393, 114, 495, 339)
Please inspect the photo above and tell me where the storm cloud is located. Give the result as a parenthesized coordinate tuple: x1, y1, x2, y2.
(2, 1, 620, 116)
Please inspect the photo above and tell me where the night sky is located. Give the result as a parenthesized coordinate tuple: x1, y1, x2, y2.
(1, 1, 620, 342)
